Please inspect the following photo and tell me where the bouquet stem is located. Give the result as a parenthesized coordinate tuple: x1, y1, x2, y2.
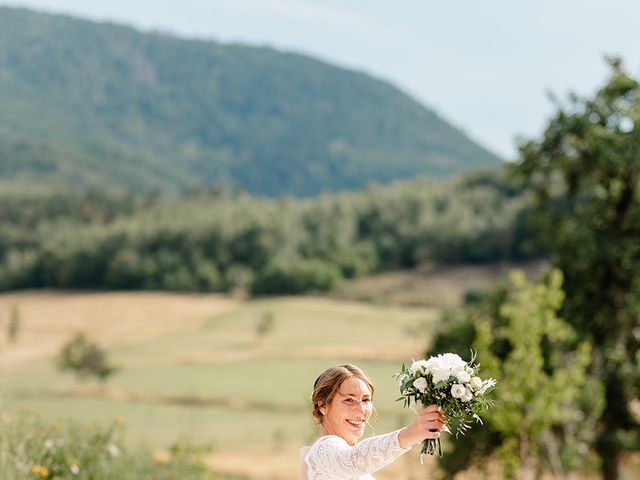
(420, 437, 443, 460)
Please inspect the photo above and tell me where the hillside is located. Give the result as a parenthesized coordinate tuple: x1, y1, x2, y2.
(0, 6, 501, 196)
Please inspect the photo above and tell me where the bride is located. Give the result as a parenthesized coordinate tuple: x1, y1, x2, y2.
(300, 364, 446, 479)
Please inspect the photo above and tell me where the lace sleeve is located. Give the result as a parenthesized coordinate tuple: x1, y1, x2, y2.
(304, 429, 410, 480)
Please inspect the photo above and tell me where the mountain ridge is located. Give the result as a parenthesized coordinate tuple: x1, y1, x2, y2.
(0, 6, 501, 196)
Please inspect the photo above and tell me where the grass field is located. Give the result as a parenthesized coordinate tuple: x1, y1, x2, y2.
(0, 291, 441, 479)
(3, 263, 635, 479)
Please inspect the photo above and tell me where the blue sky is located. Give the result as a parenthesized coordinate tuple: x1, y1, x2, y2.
(2, 0, 640, 159)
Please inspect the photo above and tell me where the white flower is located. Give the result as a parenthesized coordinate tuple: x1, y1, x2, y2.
(423, 357, 444, 374)
(431, 368, 452, 384)
(409, 359, 430, 375)
(413, 377, 428, 393)
(469, 376, 483, 390)
(477, 377, 497, 396)
(461, 387, 473, 402)
(456, 370, 471, 383)
(438, 353, 466, 369)
(451, 384, 465, 398)
(44, 439, 54, 450)
(106, 443, 120, 458)
(70, 464, 80, 475)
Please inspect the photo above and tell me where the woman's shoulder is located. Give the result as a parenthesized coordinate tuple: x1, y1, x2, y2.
(309, 434, 349, 450)
(304, 434, 350, 460)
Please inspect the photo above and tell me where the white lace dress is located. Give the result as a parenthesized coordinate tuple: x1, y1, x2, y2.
(300, 429, 410, 480)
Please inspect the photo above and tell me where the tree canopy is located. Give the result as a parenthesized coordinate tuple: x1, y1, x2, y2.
(513, 58, 640, 480)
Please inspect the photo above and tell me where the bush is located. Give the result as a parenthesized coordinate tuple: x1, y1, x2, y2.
(0, 412, 223, 480)
(57, 333, 118, 382)
(251, 259, 342, 295)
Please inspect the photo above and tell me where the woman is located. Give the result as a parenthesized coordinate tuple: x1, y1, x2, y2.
(300, 364, 446, 479)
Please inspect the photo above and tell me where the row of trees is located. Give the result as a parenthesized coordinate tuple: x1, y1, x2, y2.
(430, 59, 639, 480)
(0, 169, 539, 294)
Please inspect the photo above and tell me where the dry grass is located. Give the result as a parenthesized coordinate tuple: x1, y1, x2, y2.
(0, 290, 438, 479)
(0, 290, 238, 365)
(335, 259, 548, 307)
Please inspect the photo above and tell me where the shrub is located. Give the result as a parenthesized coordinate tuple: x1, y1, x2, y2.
(57, 333, 118, 382)
(251, 259, 342, 295)
(0, 412, 223, 480)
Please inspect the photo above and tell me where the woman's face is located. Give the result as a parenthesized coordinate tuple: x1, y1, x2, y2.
(321, 376, 373, 445)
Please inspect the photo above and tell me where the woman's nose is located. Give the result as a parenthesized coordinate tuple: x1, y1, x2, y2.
(353, 400, 367, 412)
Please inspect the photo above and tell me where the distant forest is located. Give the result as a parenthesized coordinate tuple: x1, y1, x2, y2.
(0, 168, 541, 294)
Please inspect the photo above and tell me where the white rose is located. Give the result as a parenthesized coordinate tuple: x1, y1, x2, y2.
(470, 376, 483, 390)
(451, 384, 465, 399)
(461, 387, 473, 402)
(456, 370, 471, 383)
(423, 357, 443, 374)
(413, 377, 428, 393)
(439, 353, 466, 369)
(432, 368, 451, 384)
(409, 359, 429, 375)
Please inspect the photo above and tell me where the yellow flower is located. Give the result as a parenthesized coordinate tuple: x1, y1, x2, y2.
(112, 415, 126, 426)
(70, 458, 80, 466)
(31, 464, 49, 477)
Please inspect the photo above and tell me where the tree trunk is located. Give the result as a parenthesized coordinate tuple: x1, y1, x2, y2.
(600, 448, 619, 480)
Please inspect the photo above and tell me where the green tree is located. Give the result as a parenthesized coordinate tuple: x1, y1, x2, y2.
(57, 333, 118, 382)
(255, 311, 276, 343)
(514, 58, 640, 479)
(428, 271, 598, 479)
(8, 303, 21, 344)
(475, 270, 596, 479)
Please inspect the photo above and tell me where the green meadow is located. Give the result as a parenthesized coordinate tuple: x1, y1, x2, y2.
(0, 292, 440, 478)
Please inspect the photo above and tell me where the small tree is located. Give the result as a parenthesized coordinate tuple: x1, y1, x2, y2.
(8, 303, 21, 344)
(57, 333, 117, 382)
(475, 270, 597, 479)
(428, 270, 599, 479)
(255, 311, 275, 342)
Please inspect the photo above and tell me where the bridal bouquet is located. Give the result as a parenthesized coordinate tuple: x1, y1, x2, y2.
(396, 352, 496, 458)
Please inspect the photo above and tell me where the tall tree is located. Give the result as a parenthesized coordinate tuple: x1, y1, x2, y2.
(514, 58, 640, 480)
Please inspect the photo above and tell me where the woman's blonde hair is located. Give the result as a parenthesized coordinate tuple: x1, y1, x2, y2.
(311, 364, 375, 424)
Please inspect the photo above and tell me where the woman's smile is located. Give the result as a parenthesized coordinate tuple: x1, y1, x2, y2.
(320, 377, 373, 445)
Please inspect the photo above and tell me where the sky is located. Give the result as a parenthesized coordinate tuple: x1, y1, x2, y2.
(2, 0, 640, 160)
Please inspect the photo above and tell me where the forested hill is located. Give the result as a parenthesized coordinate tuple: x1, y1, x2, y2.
(0, 6, 501, 196)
